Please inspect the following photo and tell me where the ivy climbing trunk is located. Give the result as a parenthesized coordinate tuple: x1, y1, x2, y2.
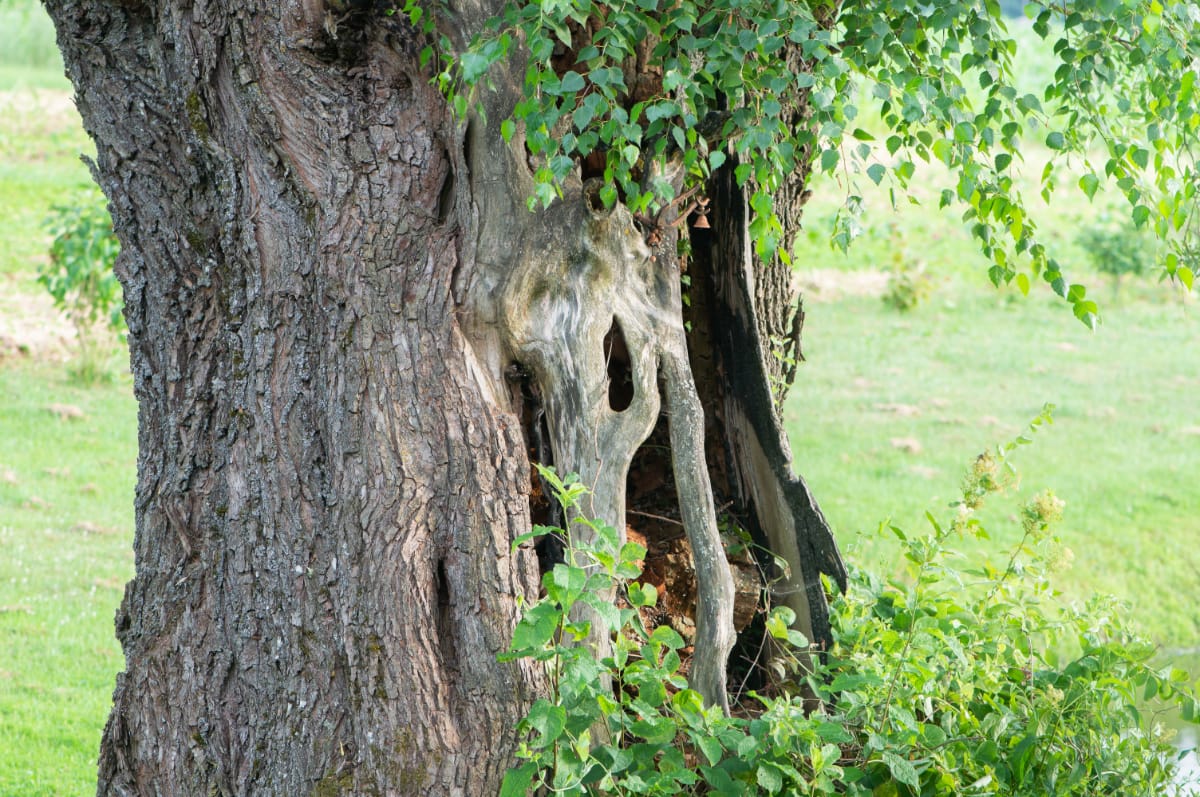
(44, 0, 845, 792)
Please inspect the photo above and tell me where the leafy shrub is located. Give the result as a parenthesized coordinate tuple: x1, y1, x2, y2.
(881, 225, 934, 313)
(1076, 215, 1156, 289)
(882, 266, 934, 313)
(40, 186, 124, 381)
(502, 415, 1199, 796)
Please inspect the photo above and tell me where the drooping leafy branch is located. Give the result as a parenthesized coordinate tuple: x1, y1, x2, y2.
(416, 0, 1200, 324)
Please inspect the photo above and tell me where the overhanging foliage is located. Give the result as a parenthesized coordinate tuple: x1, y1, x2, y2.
(412, 0, 1200, 326)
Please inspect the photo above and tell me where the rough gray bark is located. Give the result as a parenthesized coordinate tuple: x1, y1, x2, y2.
(48, 0, 545, 793)
(44, 0, 844, 791)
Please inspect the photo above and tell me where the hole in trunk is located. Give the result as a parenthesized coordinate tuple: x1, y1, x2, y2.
(507, 361, 564, 573)
(435, 558, 458, 669)
(584, 178, 607, 213)
(604, 317, 633, 413)
(580, 148, 606, 181)
(435, 157, 455, 224)
(622, 380, 764, 702)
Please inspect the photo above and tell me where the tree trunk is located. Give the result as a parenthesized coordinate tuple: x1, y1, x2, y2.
(43, 0, 845, 792)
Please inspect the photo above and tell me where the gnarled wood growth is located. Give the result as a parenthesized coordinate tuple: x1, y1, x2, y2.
(495, 183, 735, 711)
(44, 0, 845, 790)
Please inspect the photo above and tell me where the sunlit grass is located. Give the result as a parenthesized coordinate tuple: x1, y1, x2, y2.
(0, 360, 136, 796)
(785, 256, 1200, 651)
(0, 32, 133, 791)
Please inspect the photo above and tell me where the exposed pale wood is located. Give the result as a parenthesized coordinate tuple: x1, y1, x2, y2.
(496, 187, 735, 711)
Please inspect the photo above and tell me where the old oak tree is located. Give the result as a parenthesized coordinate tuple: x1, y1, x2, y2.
(44, 0, 1199, 792)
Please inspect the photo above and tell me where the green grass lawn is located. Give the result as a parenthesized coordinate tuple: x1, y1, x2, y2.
(1, 7, 1198, 795)
(0, 361, 136, 797)
(0, 52, 136, 795)
(785, 127, 1200, 652)
(784, 287, 1200, 649)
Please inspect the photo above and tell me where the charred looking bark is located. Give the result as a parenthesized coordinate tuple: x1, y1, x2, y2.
(687, 163, 848, 656)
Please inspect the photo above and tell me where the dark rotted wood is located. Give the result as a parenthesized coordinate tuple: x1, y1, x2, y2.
(689, 162, 847, 656)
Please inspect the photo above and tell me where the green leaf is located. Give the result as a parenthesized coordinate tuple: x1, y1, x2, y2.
(830, 672, 883, 691)
(547, 16, 571, 45)
(527, 699, 566, 749)
(671, 688, 705, 726)
(1178, 266, 1195, 290)
(932, 138, 954, 166)
(695, 734, 723, 766)
(545, 562, 588, 608)
(1012, 733, 1038, 783)
(627, 581, 657, 608)
(765, 607, 796, 640)
(820, 148, 840, 172)
(649, 624, 685, 649)
(499, 762, 538, 797)
(867, 163, 886, 185)
(579, 592, 621, 631)
(630, 713, 675, 744)
(599, 183, 618, 208)
(881, 752, 920, 790)
(756, 762, 784, 793)
(1074, 304, 1098, 330)
(1078, 173, 1100, 201)
(645, 100, 680, 123)
(510, 601, 561, 652)
(620, 541, 647, 566)
(922, 724, 947, 746)
(573, 102, 596, 131)
(1046, 131, 1065, 150)
(558, 71, 585, 94)
(460, 51, 496, 85)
